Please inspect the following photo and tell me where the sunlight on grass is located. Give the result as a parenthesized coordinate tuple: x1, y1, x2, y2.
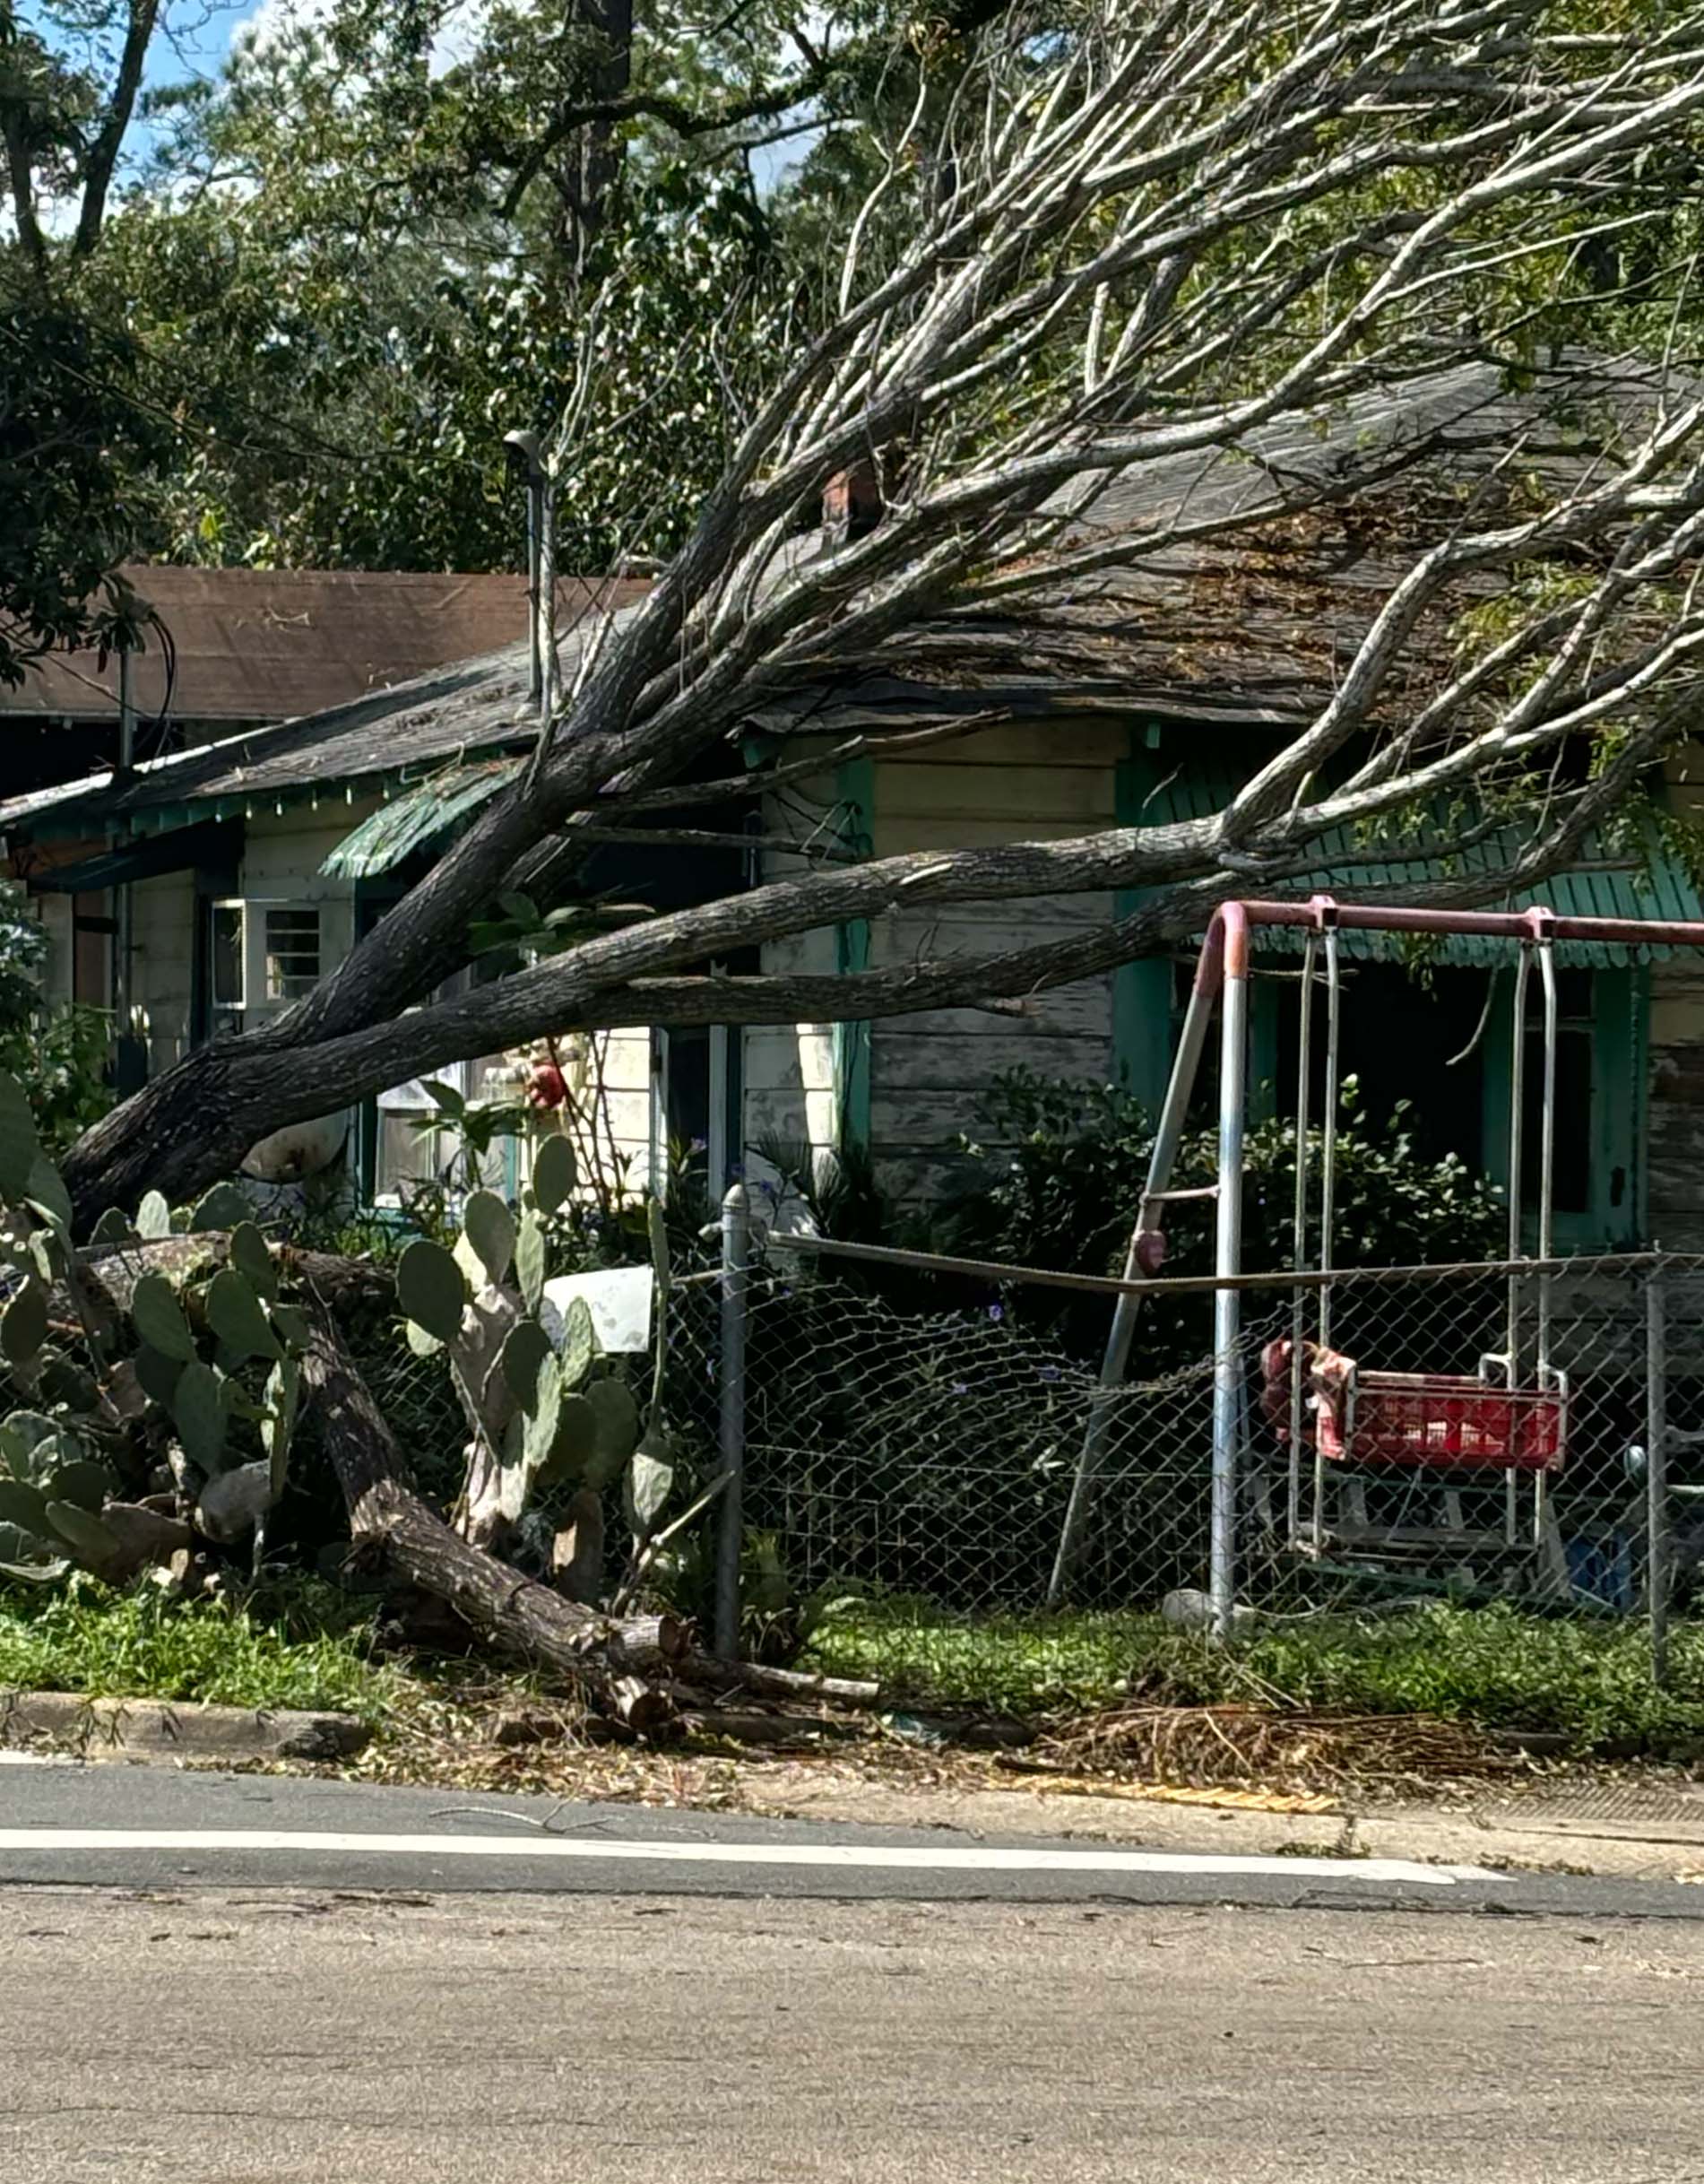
(802, 1597, 1704, 1755)
(0, 1577, 393, 1719)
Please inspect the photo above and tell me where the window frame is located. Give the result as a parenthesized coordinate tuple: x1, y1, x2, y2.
(202, 892, 350, 1042)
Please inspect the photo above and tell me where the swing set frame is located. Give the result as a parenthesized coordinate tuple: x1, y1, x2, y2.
(1047, 894, 1704, 1634)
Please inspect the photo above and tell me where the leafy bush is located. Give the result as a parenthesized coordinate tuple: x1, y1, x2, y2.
(938, 1069, 1507, 1362)
(0, 880, 112, 1155)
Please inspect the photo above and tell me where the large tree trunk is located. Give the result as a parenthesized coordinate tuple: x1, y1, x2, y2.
(299, 1304, 686, 1732)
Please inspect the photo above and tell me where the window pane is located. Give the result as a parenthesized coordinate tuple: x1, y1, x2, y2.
(212, 906, 244, 1009)
(264, 908, 321, 1002)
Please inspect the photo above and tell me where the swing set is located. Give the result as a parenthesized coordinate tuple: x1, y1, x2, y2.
(1049, 895, 1701, 1630)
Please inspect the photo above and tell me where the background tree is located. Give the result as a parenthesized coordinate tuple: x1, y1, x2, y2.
(57, 0, 1704, 1221)
(2, 0, 935, 629)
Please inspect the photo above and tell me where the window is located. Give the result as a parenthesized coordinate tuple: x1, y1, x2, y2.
(263, 908, 322, 1003)
(206, 900, 329, 1037)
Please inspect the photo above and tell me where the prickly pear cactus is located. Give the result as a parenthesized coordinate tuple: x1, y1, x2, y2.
(394, 1137, 672, 1581)
(0, 1071, 307, 1581)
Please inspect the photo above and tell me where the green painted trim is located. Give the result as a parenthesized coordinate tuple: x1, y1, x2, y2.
(1481, 966, 1643, 1247)
(832, 757, 874, 1150)
(1112, 731, 1179, 1113)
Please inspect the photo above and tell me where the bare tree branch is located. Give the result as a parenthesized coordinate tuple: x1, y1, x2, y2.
(59, 0, 1704, 1220)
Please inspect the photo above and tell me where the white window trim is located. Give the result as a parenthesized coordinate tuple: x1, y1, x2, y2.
(210, 891, 352, 1036)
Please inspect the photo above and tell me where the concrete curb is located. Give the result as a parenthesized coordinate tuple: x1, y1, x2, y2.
(0, 1689, 370, 1765)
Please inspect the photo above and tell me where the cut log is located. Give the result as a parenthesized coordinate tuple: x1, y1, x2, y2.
(298, 1304, 685, 1727)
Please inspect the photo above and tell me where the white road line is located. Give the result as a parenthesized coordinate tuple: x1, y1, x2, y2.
(0, 1828, 1493, 1885)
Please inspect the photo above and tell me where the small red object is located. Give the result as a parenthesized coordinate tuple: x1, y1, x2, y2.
(1135, 1228, 1167, 1276)
(527, 1063, 567, 1110)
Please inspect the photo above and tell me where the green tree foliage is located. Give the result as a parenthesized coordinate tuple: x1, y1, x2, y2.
(0, 881, 111, 1154)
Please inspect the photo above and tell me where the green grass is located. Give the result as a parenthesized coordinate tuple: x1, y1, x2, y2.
(0, 1577, 393, 1720)
(802, 1597, 1704, 1755)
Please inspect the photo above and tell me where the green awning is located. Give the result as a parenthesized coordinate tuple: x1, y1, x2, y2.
(320, 760, 519, 880)
(1132, 765, 1704, 966)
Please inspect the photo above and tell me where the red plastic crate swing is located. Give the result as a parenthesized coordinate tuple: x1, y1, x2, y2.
(1047, 896, 1610, 1629)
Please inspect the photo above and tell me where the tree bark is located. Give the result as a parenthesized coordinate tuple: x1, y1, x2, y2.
(300, 1304, 685, 1732)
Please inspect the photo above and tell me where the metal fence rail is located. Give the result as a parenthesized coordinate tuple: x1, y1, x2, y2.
(662, 1214, 1703, 1681)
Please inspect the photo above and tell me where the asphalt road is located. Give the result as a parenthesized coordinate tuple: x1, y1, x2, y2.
(4, 1759, 1704, 1915)
(4, 1764, 1704, 2182)
(5, 1879, 1704, 2183)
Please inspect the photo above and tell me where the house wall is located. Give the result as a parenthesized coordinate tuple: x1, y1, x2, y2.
(866, 722, 1124, 1201)
(1649, 748, 1704, 1252)
(745, 767, 853, 1184)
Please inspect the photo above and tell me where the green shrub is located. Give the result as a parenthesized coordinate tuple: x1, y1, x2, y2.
(938, 1069, 1507, 1362)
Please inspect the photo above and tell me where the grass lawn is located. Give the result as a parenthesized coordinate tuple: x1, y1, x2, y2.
(802, 1596, 1704, 1756)
(0, 1576, 394, 1720)
(8, 1574, 1704, 1764)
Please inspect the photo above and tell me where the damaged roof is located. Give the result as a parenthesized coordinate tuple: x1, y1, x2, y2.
(0, 582, 647, 838)
(1, 355, 1672, 845)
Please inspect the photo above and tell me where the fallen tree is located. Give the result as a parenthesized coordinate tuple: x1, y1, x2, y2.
(55, 0, 1704, 1221)
(5, 1137, 873, 1725)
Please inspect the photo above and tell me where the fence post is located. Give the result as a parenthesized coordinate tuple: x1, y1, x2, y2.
(1646, 1257, 1671, 1692)
(714, 1182, 750, 1660)
(1208, 924, 1250, 1642)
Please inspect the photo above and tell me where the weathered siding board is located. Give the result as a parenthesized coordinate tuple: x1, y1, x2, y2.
(131, 871, 196, 1073)
(869, 731, 1119, 1200)
(241, 805, 373, 902)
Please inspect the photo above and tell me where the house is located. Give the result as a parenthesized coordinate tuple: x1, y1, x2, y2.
(7, 363, 1704, 1250)
(0, 567, 643, 1105)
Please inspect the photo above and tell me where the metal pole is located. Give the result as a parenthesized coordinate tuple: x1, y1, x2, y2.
(1318, 926, 1341, 1349)
(1647, 1260, 1670, 1691)
(1535, 935, 1558, 1376)
(714, 1182, 750, 1660)
(1505, 947, 1530, 1544)
(523, 482, 542, 708)
(537, 473, 558, 728)
(1210, 914, 1250, 1641)
(1047, 942, 1219, 1605)
(113, 646, 135, 1035)
(1287, 932, 1317, 1550)
(504, 429, 545, 708)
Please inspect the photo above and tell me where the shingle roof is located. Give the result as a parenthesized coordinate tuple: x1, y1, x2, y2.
(1, 567, 642, 726)
(3, 356, 1674, 842)
(0, 583, 646, 837)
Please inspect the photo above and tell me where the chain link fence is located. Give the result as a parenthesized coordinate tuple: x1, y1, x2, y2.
(323, 1220, 1702, 1686)
(658, 1231, 1703, 1674)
